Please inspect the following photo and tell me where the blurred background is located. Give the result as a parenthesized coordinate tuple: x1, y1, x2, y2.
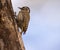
(12, 0, 60, 50)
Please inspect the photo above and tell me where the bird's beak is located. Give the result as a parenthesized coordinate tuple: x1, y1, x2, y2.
(18, 7, 22, 9)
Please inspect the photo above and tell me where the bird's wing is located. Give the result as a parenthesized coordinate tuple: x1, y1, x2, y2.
(17, 11, 24, 21)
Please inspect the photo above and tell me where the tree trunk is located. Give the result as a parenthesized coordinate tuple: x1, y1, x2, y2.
(0, 0, 25, 50)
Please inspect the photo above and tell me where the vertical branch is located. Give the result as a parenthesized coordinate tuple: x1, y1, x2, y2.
(0, 0, 25, 50)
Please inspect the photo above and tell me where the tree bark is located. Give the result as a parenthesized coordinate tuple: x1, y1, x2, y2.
(0, 0, 25, 50)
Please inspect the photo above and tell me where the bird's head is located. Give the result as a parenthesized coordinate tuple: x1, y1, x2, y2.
(18, 6, 30, 13)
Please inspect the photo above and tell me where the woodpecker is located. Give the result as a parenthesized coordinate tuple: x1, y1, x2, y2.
(16, 6, 30, 35)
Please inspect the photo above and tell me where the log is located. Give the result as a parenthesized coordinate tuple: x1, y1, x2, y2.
(0, 0, 25, 50)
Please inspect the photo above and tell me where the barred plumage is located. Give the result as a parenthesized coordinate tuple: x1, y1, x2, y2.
(16, 6, 30, 35)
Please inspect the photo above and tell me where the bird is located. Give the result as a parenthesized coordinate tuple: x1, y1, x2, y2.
(16, 6, 30, 35)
